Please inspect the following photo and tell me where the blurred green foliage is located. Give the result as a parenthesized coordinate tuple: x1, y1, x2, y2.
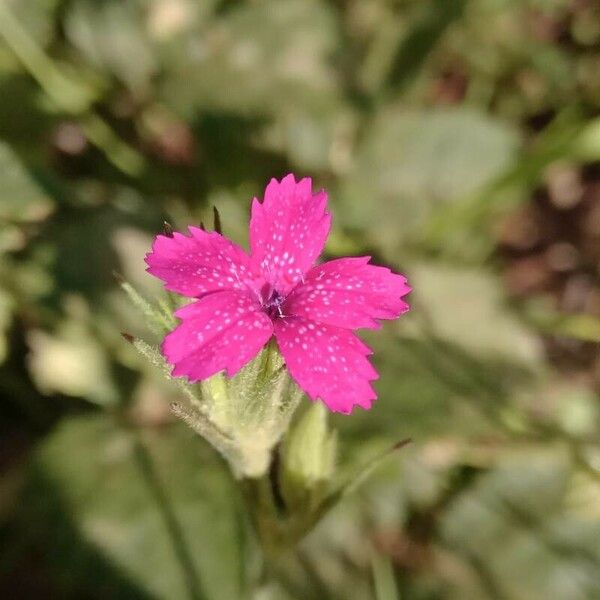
(0, 0, 599, 598)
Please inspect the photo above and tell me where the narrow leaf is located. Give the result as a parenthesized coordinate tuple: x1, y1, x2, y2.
(120, 280, 176, 333)
(371, 549, 400, 600)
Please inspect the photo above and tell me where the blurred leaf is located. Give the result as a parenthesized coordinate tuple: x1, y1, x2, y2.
(261, 107, 356, 172)
(420, 110, 594, 259)
(44, 199, 161, 301)
(2, 0, 59, 46)
(549, 383, 599, 438)
(0, 288, 14, 364)
(441, 450, 600, 600)
(386, 0, 467, 93)
(339, 108, 519, 256)
(529, 310, 600, 343)
(0, 0, 99, 115)
(118, 279, 176, 334)
(337, 262, 543, 440)
(371, 549, 400, 600)
(27, 319, 118, 407)
(0, 142, 54, 222)
(408, 262, 542, 365)
(147, 0, 218, 42)
(64, 0, 156, 94)
(338, 335, 532, 441)
(111, 226, 163, 297)
(160, 0, 341, 116)
(25, 415, 245, 600)
(0, 76, 56, 153)
(571, 116, 600, 161)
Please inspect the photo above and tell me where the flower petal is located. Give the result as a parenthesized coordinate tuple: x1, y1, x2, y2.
(249, 174, 331, 294)
(163, 290, 273, 380)
(146, 226, 260, 298)
(284, 257, 411, 329)
(274, 317, 378, 414)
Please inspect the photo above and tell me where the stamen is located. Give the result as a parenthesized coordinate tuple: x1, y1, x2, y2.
(262, 287, 287, 319)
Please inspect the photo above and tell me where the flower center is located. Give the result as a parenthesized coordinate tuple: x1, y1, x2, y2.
(261, 285, 286, 319)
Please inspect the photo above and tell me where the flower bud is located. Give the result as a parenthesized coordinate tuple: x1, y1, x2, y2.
(281, 402, 337, 511)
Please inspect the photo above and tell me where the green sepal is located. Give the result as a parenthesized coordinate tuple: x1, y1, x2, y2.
(117, 278, 176, 334)
(120, 279, 304, 478)
(280, 402, 337, 513)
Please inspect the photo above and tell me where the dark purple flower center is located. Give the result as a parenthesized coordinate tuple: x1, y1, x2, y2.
(261, 285, 286, 319)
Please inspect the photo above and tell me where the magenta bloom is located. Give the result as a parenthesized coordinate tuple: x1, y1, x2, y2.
(146, 174, 410, 414)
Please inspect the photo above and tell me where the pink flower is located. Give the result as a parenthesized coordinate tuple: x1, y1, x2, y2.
(145, 174, 411, 414)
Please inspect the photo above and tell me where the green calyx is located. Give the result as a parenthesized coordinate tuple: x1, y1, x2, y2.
(120, 279, 303, 478)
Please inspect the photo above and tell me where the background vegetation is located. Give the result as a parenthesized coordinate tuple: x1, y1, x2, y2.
(0, 0, 599, 598)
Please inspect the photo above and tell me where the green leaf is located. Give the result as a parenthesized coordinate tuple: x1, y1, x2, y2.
(572, 116, 600, 161)
(0, 142, 54, 222)
(0, 287, 14, 364)
(406, 262, 542, 365)
(339, 108, 518, 256)
(338, 262, 543, 440)
(385, 0, 467, 93)
(306, 440, 411, 537)
(528, 310, 600, 343)
(24, 415, 246, 600)
(119, 279, 177, 334)
(3, 0, 60, 46)
(160, 0, 341, 116)
(64, 0, 156, 94)
(371, 549, 400, 600)
(27, 322, 119, 407)
(440, 449, 600, 600)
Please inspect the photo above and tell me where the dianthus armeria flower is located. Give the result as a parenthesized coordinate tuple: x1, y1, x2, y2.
(146, 174, 411, 414)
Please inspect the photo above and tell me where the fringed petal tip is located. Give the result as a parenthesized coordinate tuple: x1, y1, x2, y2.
(274, 317, 378, 414)
(144, 226, 255, 298)
(250, 174, 331, 294)
(284, 256, 411, 330)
